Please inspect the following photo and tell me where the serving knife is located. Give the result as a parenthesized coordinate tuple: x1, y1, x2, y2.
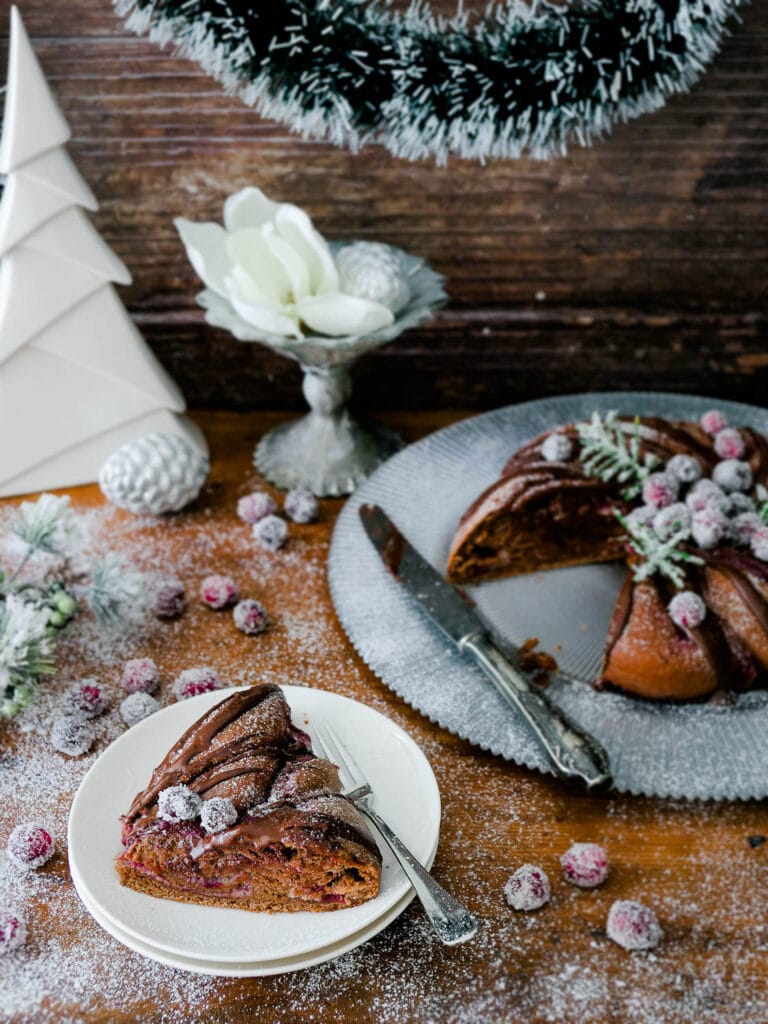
(359, 503, 612, 790)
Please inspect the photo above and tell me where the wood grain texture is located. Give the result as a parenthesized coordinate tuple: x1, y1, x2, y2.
(0, 1, 767, 409)
(1, 411, 767, 1024)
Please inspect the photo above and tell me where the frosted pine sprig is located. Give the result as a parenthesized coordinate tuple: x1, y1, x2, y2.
(615, 511, 703, 589)
(756, 484, 768, 524)
(576, 412, 660, 500)
(0, 595, 55, 719)
(8, 493, 80, 560)
(81, 554, 149, 628)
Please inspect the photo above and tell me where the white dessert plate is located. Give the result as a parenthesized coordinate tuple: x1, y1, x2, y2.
(329, 391, 768, 801)
(71, 851, 424, 977)
(68, 686, 441, 963)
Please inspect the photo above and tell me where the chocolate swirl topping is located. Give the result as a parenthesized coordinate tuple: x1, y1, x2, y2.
(122, 684, 380, 860)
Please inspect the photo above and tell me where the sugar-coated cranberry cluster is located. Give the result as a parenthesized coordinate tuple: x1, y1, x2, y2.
(575, 409, 768, 632)
(237, 488, 319, 552)
(503, 841, 662, 951)
(633, 411, 764, 559)
(156, 783, 237, 835)
(51, 680, 111, 757)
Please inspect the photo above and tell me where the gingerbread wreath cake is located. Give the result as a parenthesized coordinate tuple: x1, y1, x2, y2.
(116, 683, 381, 912)
(448, 409, 768, 701)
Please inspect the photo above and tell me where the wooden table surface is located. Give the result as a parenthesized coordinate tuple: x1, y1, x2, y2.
(2, 410, 767, 1024)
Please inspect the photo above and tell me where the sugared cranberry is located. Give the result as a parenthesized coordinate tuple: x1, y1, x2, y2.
(691, 507, 729, 550)
(606, 899, 662, 951)
(121, 692, 160, 727)
(200, 574, 239, 610)
(7, 823, 55, 870)
(172, 666, 222, 700)
(626, 505, 656, 531)
(62, 680, 106, 719)
(200, 797, 238, 834)
(665, 454, 702, 485)
(642, 472, 679, 510)
(668, 591, 707, 631)
(504, 864, 551, 911)
(751, 526, 768, 562)
(51, 715, 95, 757)
(284, 489, 320, 524)
(122, 657, 159, 695)
(540, 433, 573, 463)
(560, 842, 609, 888)
(252, 514, 288, 552)
(685, 479, 728, 515)
(652, 503, 690, 541)
(712, 459, 753, 494)
(233, 599, 269, 636)
(0, 908, 26, 954)
(237, 492, 277, 524)
(731, 512, 763, 546)
(157, 784, 202, 822)
(727, 492, 756, 516)
(714, 428, 746, 461)
(700, 410, 728, 436)
(154, 579, 186, 618)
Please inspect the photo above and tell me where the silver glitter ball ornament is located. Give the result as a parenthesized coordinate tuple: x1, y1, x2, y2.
(335, 242, 411, 314)
(98, 433, 209, 515)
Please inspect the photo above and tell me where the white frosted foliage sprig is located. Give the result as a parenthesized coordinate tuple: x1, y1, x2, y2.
(576, 412, 660, 500)
(81, 554, 150, 629)
(8, 493, 80, 560)
(615, 511, 703, 590)
(756, 484, 768, 525)
(0, 595, 55, 718)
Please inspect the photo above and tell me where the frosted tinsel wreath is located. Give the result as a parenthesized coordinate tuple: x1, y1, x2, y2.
(114, 0, 746, 163)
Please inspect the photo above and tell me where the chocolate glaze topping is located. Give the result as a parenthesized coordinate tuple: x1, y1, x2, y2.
(189, 801, 380, 860)
(122, 684, 380, 861)
(125, 684, 288, 821)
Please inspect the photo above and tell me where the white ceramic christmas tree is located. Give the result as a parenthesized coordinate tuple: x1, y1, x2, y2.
(0, 6, 206, 498)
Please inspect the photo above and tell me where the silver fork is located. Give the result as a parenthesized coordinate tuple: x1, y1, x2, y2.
(313, 722, 479, 946)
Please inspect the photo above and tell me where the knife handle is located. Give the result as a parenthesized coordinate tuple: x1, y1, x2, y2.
(461, 634, 612, 789)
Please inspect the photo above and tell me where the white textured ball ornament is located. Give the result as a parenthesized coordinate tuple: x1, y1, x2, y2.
(336, 242, 411, 314)
(99, 433, 209, 515)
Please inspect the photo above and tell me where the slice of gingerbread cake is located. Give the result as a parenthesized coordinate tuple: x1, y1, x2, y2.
(116, 683, 381, 912)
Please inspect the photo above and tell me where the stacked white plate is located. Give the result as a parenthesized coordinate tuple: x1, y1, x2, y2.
(68, 687, 441, 976)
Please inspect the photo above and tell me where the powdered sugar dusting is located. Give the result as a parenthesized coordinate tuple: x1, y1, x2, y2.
(1, 428, 767, 1020)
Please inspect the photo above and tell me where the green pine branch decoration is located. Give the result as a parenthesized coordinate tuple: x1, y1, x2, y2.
(756, 484, 768, 524)
(0, 495, 149, 719)
(576, 411, 660, 500)
(615, 511, 703, 589)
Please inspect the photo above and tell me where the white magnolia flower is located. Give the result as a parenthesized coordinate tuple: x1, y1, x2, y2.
(175, 188, 395, 340)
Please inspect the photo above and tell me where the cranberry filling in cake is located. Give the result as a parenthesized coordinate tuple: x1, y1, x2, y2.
(448, 410, 768, 700)
(116, 684, 381, 912)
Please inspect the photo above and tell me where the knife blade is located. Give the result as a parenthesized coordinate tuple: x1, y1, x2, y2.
(359, 502, 611, 790)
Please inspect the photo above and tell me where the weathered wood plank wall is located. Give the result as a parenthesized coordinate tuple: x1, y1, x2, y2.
(2, 1, 767, 410)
